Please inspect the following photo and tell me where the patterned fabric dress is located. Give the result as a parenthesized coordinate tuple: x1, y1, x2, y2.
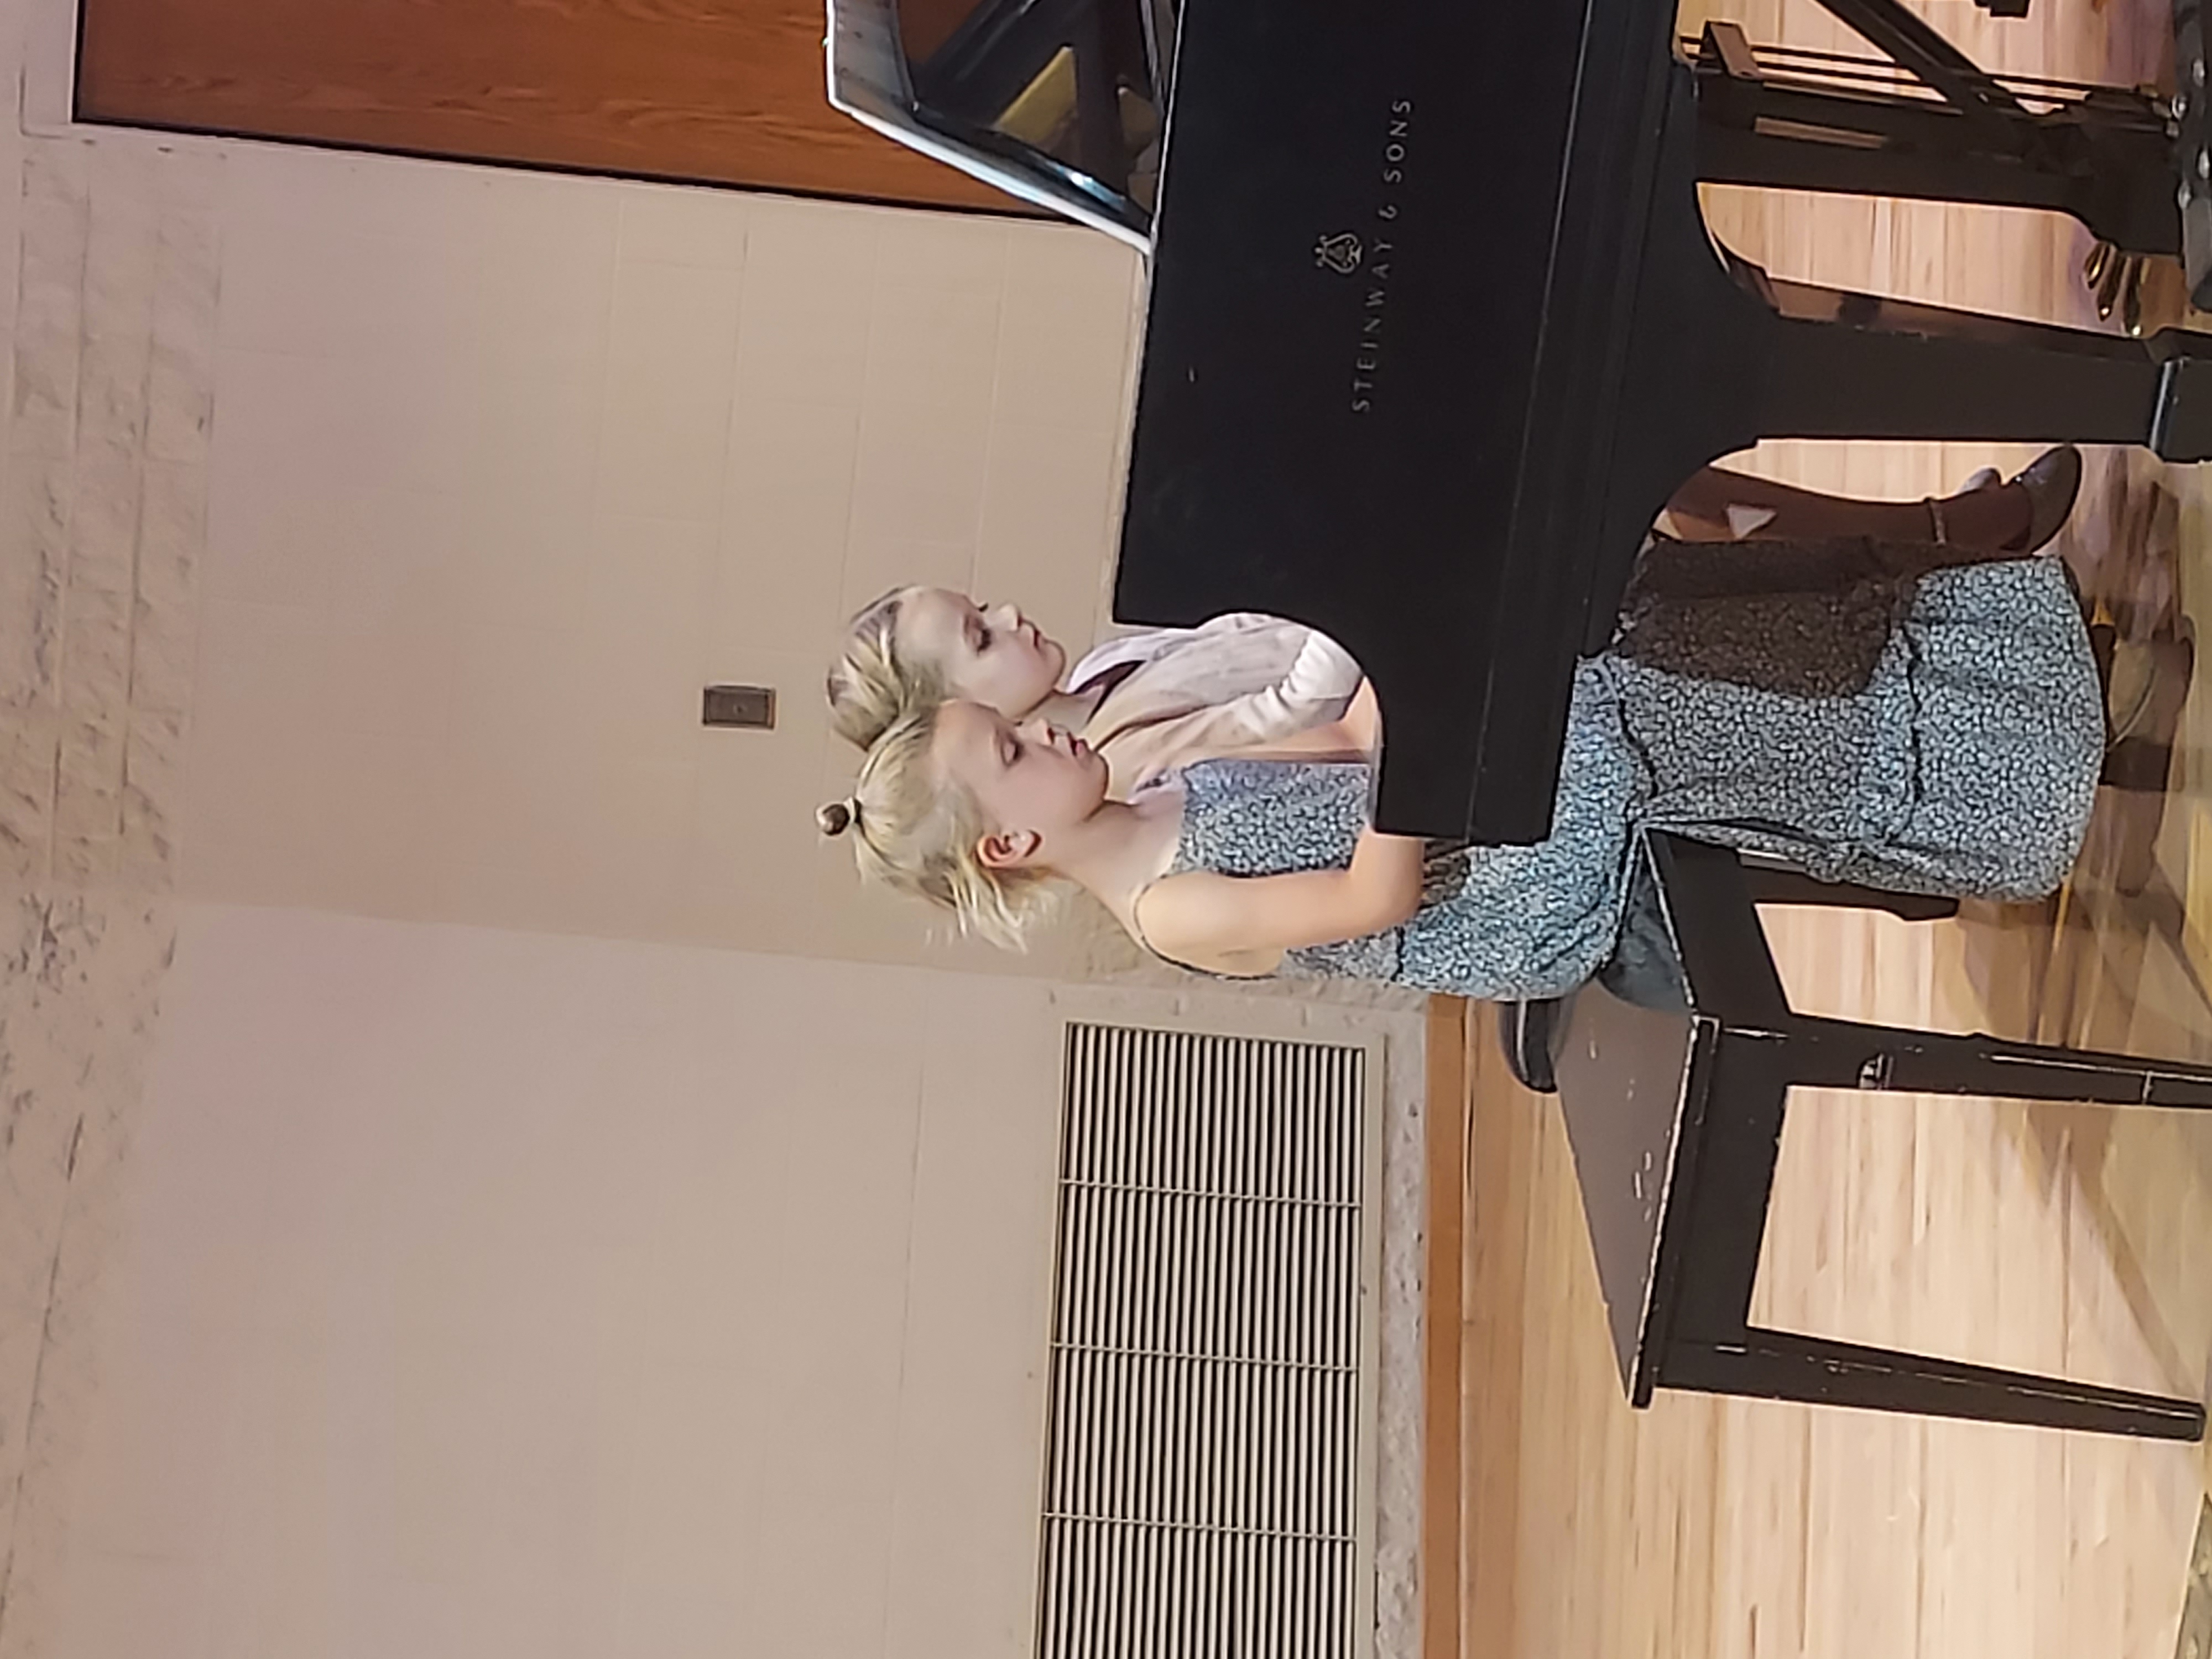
(1137, 557, 2104, 1002)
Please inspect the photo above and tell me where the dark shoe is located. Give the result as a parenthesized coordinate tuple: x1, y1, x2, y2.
(2088, 620, 2117, 707)
(1924, 448, 2078, 554)
(2100, 622, 2194, 898)
(1496, 999, 1562, 1095)
(2006, 444, 2084, 555)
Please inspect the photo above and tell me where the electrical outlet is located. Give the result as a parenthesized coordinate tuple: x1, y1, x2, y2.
(703, 685, 776, 730)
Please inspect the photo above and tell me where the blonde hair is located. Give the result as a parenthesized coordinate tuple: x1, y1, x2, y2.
(816, 702, 1055, 949)
(826, 587, 943, 750)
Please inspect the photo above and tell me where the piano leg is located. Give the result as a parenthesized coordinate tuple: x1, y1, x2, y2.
(1696, 102, 2177, 265)
(1691, 23, 2178, 263)
(1743, 272, 2212, 463)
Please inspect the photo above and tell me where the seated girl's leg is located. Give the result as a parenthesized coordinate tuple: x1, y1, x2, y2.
(1611, 554, 2104, 905)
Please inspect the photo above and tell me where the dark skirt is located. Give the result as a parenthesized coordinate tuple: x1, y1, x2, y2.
(1611, 529, 2039, 700)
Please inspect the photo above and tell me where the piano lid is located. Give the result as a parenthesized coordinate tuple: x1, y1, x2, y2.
(824, 0, 1168, 252)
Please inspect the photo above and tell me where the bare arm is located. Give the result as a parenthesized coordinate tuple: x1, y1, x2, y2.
(1338, 679, 1381, 754)
(1134, 825, 1424, 964)
(1130, 671, 1407, 967)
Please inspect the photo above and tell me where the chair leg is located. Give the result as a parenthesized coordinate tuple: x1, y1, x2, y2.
(1740, 865, 1959, 921)
(1786, 1016, 2212, 1107)
(1663, 1327, 2205, 1439)
(1495, 1000, 1561, 1094)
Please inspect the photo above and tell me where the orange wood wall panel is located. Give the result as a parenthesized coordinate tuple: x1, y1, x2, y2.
(77, 0, 1026, 213)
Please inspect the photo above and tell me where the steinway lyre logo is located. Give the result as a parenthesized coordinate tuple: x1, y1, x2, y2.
(1345, 96, 1415, 415)
(1313, 232, 1363, 275)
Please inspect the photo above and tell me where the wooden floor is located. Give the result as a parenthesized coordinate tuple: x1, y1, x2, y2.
(1440, 1, 2212, 1655)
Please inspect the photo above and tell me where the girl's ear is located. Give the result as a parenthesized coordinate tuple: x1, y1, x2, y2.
(977, 828, 1043, 870)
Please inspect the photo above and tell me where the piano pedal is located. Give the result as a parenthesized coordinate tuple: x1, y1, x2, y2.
(2081, 241, 2156, 336)
(2084, 239, 2112, 293)
(2094, 243, 2127, 320)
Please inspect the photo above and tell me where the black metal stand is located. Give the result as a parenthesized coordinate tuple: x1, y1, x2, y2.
(1629, 40, 2212, 466)
(2174, 0, 2212, 307)
(1691, 22, 2178, 260)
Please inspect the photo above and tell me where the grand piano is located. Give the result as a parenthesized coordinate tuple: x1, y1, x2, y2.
(829, 0, 2212, 845)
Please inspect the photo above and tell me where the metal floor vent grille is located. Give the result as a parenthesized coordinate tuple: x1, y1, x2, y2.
(1038, 1023, 1371, 1659)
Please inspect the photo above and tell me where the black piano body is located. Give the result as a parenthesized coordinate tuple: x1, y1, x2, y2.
(1114, 0, 1709, 849)
(830, 0, 2212, 845)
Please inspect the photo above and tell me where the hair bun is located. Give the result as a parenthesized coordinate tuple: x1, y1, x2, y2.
(816, 798, 857, 838)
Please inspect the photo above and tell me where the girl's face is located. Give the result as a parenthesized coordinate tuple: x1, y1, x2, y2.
(932, 700, 1108, 870)
(894, 589, 1067, 719)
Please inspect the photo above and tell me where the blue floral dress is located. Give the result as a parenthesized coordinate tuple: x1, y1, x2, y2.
(1138, 558, 2104, 1001)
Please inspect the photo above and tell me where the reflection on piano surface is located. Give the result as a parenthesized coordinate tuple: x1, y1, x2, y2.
(828, 0, 2212, 847)
(895, 0, 1170, 214)
(827, 0, 1171, 247)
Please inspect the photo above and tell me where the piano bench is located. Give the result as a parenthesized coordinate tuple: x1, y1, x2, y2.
(1543, 830, 2211, 1441)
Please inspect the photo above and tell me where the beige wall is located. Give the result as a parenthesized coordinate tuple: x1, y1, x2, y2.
(0, 6, 1428, 1657)
(182, 160, 1142, 969)
(1, 0, 1144, 969)
(12, 903, 1428, 1659)
(32, 905, 1068, 1657)
(0, 23, 1143, 1639)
